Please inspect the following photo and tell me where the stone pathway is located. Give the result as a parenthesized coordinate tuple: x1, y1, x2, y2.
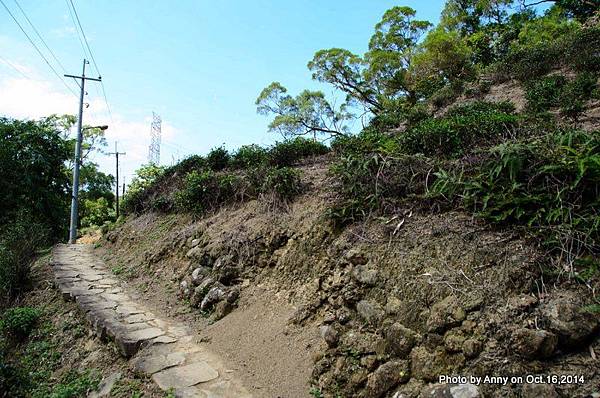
(51, 244, 251, 398)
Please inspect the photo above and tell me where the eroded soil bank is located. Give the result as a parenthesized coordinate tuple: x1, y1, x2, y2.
(99, 162, 600, 398)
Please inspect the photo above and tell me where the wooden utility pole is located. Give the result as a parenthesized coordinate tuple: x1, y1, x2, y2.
(108, 142, 126, 218)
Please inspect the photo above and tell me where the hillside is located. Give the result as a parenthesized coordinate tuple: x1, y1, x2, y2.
(98, 112, 600, 397)
(2, 1, 600, 398)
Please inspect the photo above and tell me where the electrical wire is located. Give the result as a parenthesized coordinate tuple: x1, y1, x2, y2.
(66, 0, 114, 124)
(0, 54, 30, 79)
(12, 0, 68, 74)
(0, 0, 78, 97)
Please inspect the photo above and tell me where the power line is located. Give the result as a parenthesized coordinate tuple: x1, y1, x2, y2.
(66, 0, 114, 124)
(12, 0, 69, 74)
(0, 0, 78, 97)
(0, 54, 30, 79)
(64, 0, 89, 60)
(67, 0, 99, 76)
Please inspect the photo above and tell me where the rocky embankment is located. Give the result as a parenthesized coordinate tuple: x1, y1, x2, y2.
(103, 162, 600, 398)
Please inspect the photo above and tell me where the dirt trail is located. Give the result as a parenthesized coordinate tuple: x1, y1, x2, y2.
(52, 244, 251, 398)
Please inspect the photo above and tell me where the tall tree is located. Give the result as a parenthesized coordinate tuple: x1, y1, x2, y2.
(256, 82, 352, 139)
(308, 49, 382, 113)
(365, 6, 432, 101)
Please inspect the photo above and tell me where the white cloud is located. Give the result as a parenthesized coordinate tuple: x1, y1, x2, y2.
(0, 67, 181, 184)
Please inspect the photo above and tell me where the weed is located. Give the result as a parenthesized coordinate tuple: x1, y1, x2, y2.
(309, 387, 324, 398)
(1, 307, 40, 339)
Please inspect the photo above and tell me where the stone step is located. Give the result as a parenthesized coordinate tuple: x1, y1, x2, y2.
(51, 244, 251, 398)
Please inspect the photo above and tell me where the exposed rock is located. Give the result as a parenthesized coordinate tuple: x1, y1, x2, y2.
(185, 246, 203, 259)
(419, 383, 480, 398)
(384, 322, 417, 358)
(410, 347, 464, 382)
(190, 278, 215, 307)
(319, 325, 339, 348)
(349, 368, 368, 389)
(336, 307, 352, 324)
(190, 238, 201, 248)
(199, 286, 226, 311)
(508, 294, 538, 311)
(521, 383, 558, 398)
(427, 296, 466, 333)
(216, 265, 239, 285)
(540, 292, 599, 347)
(213, 254, 234, 270)
(89, 371, 122, 398)
(462, 338, 483, 359)
(191, 267, 210, 285)
(352, 263, 378, 286)
(365, 360, 410, 398)
(357, 300, 384, 326)
(340, 330, 381, 355)
(385, 297, 404, 316)
(511, 328, 557, 358)
(444, 330, 466, 353)
(212, 301, 233, 321)
(345, 248, 368, 265)
(226, 286, 240, 303)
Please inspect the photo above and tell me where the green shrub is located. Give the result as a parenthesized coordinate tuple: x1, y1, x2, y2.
(331, 130, 399, 157)
(560, 72, 598, 117)
(230, 144, 269, 169)
(206, 146, 231, 171)
(0, 216, 48, 300)
(262, 167, 302, 201)
(329, 153, 433, 226)
(49, 370, 100, 398)
(525, 75, 566, 113)
(163, 155, 205, 177)
(430, 129, 600, 258)
(496, 26, 600, 82)
(399, 101, 518, 158)
(121, 164, 166, 215)
(174, 170, 243, 213)
(525, 73, 598, 117)
(1, 307, 40, 339)
(565, 27, 600, 72)
(269, 137, 328, 167)
(80, 197, 114, 228)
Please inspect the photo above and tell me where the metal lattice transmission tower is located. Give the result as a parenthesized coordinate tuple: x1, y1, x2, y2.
(148, 112, 162, 164)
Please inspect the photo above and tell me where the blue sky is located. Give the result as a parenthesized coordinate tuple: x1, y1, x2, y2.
(0, 0, 447, 182)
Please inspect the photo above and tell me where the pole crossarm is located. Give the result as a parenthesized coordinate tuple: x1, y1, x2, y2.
(64, 74, 101, 82)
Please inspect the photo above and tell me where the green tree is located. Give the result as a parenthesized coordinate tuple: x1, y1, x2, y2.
(308, 49, 382, 113)
(410, 27, 474, 92)
(256, 82, 352, 139)
(364, 6, 432, 102)
(0, 117, 71, 239)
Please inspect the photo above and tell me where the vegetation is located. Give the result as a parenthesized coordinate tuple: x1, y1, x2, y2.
(0, 307, 40, 340)
(123, 137, 326, 215)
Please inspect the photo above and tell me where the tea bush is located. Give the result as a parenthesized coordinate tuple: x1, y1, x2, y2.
(206, 146, 231, 171)
(174, 170, 244, 213)
(269, 137, 329, 167)
(230, 144, 269, 169)
(262, 167, 303, 201)
(398, 101, 518, 158)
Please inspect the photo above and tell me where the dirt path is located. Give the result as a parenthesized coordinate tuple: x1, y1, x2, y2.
(51, 244, 251, 398)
